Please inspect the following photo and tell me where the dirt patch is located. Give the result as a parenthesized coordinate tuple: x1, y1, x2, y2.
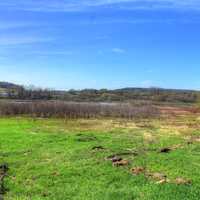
(51, 171, 60, 177)
(130, 168, 170, 184)
(105, 150, 138, 166)
(76, 134, 97, 142)
(132, 168, 192, 185)
(143, 132, 156, 144)
(92, 146, 105, 151)
(155, 179, 170, 184)
(157, 106, 194, 116)
(130, 167, 145, 175)
(106, 155, 129, 167)
(146, 172, 172, 184)
(174, 177, 192, 185)
(116, 152, 138, 157)
(159, 144, 183, 153)
(112, 159, 129, 167)
(136, 122, 154, 129)
(106, 155, 122, 162)
(147, 172, 167, 181)
(159, 147, 172, 153)
(187, 136, 200, 144)
(107, 150, 138, 158)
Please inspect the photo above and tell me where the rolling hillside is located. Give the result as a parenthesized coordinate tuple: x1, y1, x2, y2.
(0, 81, 199, 104)
(0, 82, 22, 98)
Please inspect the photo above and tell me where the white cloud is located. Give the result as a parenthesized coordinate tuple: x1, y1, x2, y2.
(112, 48, 126, 54)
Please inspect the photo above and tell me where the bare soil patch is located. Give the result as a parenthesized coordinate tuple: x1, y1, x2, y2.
(157, 106, 199, 116)
(130, 167, 145, 175)
(174, 177, 192, 185)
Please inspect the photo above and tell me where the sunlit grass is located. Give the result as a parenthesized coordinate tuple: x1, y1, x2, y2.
(0, 117, 200, 200)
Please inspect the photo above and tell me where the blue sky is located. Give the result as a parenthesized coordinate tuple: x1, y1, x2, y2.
(0, 0, 200, 90)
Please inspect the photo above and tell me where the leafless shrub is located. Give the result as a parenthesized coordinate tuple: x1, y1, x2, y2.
(0, 101, 160, 119)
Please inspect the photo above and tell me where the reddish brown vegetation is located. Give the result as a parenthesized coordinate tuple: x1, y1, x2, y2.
(157, 106, 200, 116)
(0, 101, 160, 119)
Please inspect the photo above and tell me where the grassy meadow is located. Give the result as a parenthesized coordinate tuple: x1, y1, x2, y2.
(0, 115, 200, 200)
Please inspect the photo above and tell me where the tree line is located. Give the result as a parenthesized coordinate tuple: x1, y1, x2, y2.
(0, 82, 199, 104)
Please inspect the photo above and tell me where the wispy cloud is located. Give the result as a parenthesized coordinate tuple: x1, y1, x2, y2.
(141, 80, 153, 87)
(1, 17, 199, 32)
(27, 51, 73, 56)
(112, 48, 126, 54)
(0, 22, 29, 30)
(0, 20, 48, 30)
(145, 69, 154, 73)
(0, 36, 53, 45)
(1, 0, 200, 12)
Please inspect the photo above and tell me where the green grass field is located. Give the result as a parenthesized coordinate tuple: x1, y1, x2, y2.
(0, 116, 200, 200)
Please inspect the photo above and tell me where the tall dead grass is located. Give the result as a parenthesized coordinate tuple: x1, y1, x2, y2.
(0, 101, 160, 119)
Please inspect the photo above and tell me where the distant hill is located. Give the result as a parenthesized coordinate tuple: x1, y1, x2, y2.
(0, 81, 199, 104)
(62, 87, 199, 103)
(0, 82, 21, 89)
(0, 82, 22, 98)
